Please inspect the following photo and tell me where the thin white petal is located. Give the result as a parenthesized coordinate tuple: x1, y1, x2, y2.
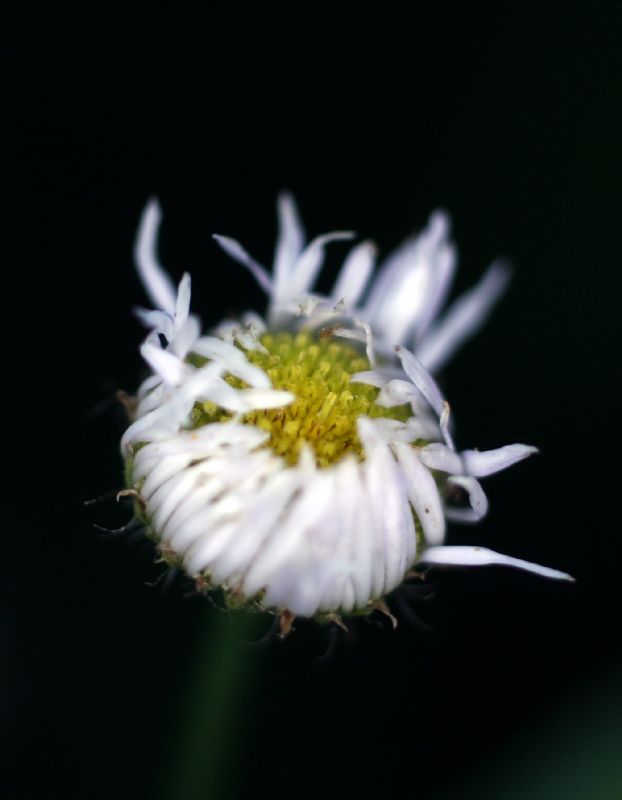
(394, 345, 445, 417)
(134, 199, 177, 315)
(415, 260, 512, 372)
(420, 546, 574, 581)
(273, 192, 305, 299)
(462, 444, 538, 476)
(212, 234, 273, 294)
(421, 442, 538, 478)
(392, 442, 445, 546)
(237, 388, 295, 410)
(285, 231, 355, 301)
(332, 241, 376, 307)
(203, 378, 293, 413)
(175, 272, 191, 324)
(411, 242, 456, 342)
(439, 401, 455, 451)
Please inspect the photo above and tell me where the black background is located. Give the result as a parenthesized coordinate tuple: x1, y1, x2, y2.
(4, 4, 621, 799)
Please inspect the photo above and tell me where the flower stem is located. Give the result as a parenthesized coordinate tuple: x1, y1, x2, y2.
(157, 609, 265, 800)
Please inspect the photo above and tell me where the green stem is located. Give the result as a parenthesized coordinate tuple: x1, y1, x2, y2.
(157, 610, 266, 800)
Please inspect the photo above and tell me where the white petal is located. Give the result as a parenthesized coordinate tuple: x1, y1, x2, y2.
(140, 343, 187, 385)
(133, 307, 174, 340)
(236, 388, 295, 410)
(394, 345, 445, 416)
(445, 476, 488, 522)
(133, 423, 269, 479)
(350, 368, 402, 388)
(420, 546, 574, 581)
(170, 315, 201, 359)
(411, 242, 456, 342)
(392, 442, 446, 546)
(192, 336, 271, 388)
(163, 453, 278, 545)
(414, 260, 511, 372)
(420, 442, 464, 474)
(134, 199, 177, 315)
(208, 468, 303, 582)
(175, 272, 192, 325)
(243, 470, 336, 600)
(240, 311, 267, 334)
(358, 417, 415, 594)
(202, 377, 293, 413)
(175, 489, 251, 551)
(421, 442, 538, 478)
(329, 458, 374, 610)
(212, 234, 273, 294)
(285, 231, 355, 301)
(439, 401, 455, 451)
(136, 373, 163, 401)
(150, 468, 206, 533)
(365, 211, 452, 344)
(377, 379, 417, 407)
(332, 241, 376, 307)
(273, 192, 305, 299)
(462, 444, 538, 476)
(349, 465, 376, 607)
(121, 395, 192, 451)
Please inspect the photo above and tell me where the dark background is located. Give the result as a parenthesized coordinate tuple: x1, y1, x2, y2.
(3, 4, 621, 799)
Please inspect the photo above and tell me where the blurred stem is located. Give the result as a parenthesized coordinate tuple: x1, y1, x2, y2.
(158, 610, 266, 800)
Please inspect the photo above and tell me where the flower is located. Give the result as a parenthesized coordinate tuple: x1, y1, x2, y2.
(121, 194, 571, 630)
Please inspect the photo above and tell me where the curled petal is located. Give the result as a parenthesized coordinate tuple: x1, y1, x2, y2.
(445, 476, 488, 522)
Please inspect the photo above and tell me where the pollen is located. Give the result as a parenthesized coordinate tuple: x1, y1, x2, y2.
(190, 331, 411, 467)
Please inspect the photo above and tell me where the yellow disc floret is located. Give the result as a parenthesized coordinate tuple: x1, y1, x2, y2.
(190, 331, 412, 467)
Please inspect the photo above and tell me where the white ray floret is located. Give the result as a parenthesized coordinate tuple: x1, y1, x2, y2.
(119, 196, 572, 624)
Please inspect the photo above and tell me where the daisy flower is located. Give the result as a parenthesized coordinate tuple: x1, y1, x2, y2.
(120, 195, 571, 631)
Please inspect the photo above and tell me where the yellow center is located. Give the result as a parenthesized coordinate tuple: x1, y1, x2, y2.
(190, 331, 412, 467)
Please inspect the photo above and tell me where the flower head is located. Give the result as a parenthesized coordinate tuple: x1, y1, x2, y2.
(121, 195, 571, 628)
